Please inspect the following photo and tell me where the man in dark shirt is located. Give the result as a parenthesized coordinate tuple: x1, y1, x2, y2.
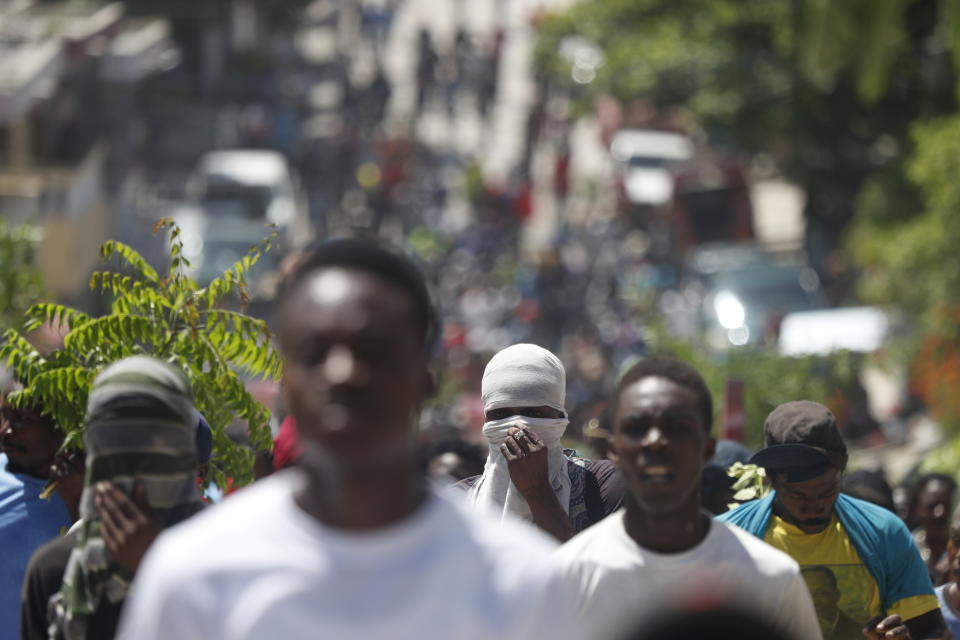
(460, 343, 622, 540)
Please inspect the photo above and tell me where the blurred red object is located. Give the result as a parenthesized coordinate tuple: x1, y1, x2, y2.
(273, 415, 303, 471)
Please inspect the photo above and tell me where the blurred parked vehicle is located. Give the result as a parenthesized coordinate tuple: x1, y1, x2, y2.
(188, 150, 310, 246)
(669, 156, 754, 253)
(778, 307, 893, 357)
(668, 244, 822, 349)
(610, 129, 694, 209)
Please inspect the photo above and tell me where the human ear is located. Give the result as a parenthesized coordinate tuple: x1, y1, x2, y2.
(703, 436, 716, 463)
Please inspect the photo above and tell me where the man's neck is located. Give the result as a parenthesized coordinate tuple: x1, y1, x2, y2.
(622, 495, 709, 553)
(295, 460, 427, 531)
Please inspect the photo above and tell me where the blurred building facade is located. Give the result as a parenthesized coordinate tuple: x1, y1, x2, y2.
(0, 1, 175, 302)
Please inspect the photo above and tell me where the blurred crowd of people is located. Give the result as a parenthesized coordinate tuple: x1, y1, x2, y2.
(3, 238, 960, 640)
(6, 3, 956, 639)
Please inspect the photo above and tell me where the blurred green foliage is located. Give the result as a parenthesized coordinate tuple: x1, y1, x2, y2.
(645, 323, 858, 448)
(0, 220, 281, 488)
(852, 115, 960, 334)
(851, 114, 960, 446)
(0, 223, 47, 331)
(536, 0, 956, 239)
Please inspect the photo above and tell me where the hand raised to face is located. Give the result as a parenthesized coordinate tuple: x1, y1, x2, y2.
(500, 426, 551, 497)
(95, 481, 160, 574)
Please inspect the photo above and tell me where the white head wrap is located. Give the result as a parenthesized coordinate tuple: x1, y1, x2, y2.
(469, 344, 571, 524)
(481, 344, 566, 415)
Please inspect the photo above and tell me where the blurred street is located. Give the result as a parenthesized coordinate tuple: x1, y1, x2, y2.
(0, 0, 944, 463)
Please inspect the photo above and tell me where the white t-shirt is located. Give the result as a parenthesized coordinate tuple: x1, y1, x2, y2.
(552, 511, 823, 640)
(117, 471, 579, 640)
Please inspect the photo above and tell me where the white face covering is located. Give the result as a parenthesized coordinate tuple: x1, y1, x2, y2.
(469, 414, 571, 524)
(468, 344, 572, 524)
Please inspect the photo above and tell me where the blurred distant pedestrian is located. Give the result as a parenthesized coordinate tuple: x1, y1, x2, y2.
(911, 474, 957, 586)
(421, 438, 485, 486)
(552, 357, 820, 640)
(117, 240, 579, 640)
(700, 440, 752, 516)
(360, 1, 397, 51)
(362, 66, 392, 130)
(477, 29, 504, 119)
(415, 30, 438, 115)
(453, 29, 474, 96)
(841, 469, 896, 513)
(934, 505, 960, 639)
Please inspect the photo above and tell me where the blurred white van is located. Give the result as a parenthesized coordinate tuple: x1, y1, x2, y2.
(190, 150, 307, 239)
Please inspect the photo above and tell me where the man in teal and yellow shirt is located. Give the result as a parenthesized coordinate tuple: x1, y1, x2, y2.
(720, 401, 943, 639)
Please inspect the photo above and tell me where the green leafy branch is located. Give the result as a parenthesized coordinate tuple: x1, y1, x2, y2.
(0, 218, 282, 487)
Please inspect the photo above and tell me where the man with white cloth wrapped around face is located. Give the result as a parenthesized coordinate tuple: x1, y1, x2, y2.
(463, 344, 623, 541)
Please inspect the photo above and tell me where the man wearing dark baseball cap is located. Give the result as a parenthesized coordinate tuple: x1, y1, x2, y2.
(720, 401, 944, 640)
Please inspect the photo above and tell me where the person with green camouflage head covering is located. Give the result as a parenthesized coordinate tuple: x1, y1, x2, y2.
(49, 356, 205, 639)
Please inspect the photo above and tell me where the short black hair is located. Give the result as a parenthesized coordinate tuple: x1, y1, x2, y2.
(280, 238, 438, 350)
(417, 438, 486, 477)
(914, 472, 957, 498)
(801, 565, 838, 590)
(613, 355, 713, 432)
(841, 469, 895, 512)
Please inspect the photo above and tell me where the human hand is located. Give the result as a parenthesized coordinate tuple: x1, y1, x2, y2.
(500, 426, 551, 497)
(863, 615, 911, 639)
(95, 481, 159, 573)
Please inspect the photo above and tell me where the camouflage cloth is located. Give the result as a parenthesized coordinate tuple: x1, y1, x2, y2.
(49, 356, 204, 639)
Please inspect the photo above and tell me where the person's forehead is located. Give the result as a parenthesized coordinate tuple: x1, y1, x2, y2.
(922, 480, 953, 496)
(617, 376, 699, 415)
(283, 268, 414, 333)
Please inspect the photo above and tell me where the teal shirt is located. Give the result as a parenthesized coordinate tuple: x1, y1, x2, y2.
(719, 492, 935, 614)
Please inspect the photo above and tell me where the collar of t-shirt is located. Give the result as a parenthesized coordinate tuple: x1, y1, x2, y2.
(612, 510, 725, 566)
(283, 472, 447, 564)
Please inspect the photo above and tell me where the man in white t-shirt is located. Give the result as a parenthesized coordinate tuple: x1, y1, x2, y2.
(117, 239, 576, 640)
(553, 356, 822, 640)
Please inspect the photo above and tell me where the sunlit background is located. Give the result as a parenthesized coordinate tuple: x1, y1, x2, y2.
(3, 0, 960, 484)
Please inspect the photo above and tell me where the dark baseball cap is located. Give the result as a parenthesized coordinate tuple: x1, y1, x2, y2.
(749, 401, 847, 482)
